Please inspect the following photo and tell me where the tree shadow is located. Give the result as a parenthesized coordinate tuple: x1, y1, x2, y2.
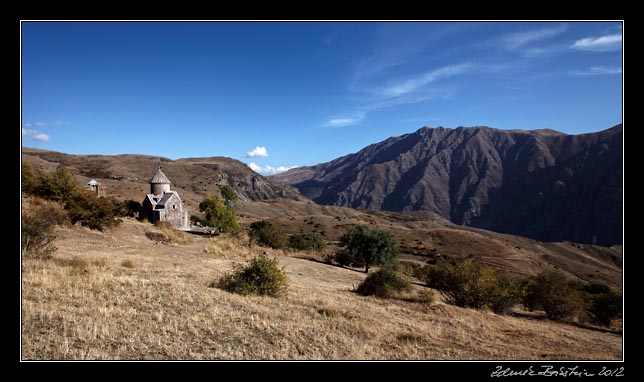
(509, 310, 622, 335)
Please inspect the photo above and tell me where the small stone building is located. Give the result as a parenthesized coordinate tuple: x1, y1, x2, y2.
(87, 179, 101, 196)
(141, 167, 189, 229)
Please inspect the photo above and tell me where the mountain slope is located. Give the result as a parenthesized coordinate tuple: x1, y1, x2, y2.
(21, 148, 303, 216)
(273, 125, 623, 246)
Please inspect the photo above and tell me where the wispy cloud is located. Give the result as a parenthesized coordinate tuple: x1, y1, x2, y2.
(53, 120, 72, 127)
(322, 113, 365, 128)
(245, 146, 269, 158)
(570, 66, 622, 76)
(322, 63, 469, 128)
(380, 63, 472, 98)
(248, 162, 297, 176)
(502, 24, 567, 50)
(24, 120, 72, 128)
(22, 128, 50, 142)
(571, 34, 622, 52)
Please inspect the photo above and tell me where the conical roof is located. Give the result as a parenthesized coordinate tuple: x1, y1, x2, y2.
(149, 167, 171, 184)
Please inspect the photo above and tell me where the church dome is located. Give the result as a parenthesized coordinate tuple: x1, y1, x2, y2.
(150, 167, 171, 184)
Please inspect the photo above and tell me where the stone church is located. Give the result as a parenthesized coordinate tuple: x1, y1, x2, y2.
(141, 167, 189, 229)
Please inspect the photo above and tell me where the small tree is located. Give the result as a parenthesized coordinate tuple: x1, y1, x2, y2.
(339, 224, 398, 273)
(220, 186, 238, 207)
(199, 195, 240, 233)
(38, 166, 80, 204)
(249, 220, 288, 249)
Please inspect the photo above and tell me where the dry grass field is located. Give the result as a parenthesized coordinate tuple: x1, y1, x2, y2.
(21, 219, 621, 360)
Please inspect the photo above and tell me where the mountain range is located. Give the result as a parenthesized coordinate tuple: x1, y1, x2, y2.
(274, 124, 623, 246)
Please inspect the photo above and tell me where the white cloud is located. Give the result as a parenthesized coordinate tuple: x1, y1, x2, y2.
(53, 120, 72, 127)
(23, 123, 32, 128)
(570, 66, 622, 76)
(502, 25, 567, 50)
(245, 146, 269, 158)
(571, 34, 622, 52)
(380, 63, 472, 98)
(32, 133, 50, 142)
(34, 121, 47, 127)
(322, 114, 365, 128)
(22, 128, 50, 142)
(248, 162, 297, 176)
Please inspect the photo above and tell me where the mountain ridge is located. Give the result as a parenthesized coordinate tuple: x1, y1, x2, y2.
(273, 124, 623, 246)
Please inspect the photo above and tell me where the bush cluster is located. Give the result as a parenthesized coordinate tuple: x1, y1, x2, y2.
(424, 256, 521, 312)
(355, 265, 411, 298)
(522, 270, 585, 320)
(289, 231, 325, 251)
(216, 256, 289, 297)
(423, 256, 622, 325)
(22, 163, 124, 231)
(248, 220, 288, 249)
(199, 195, 240, 234)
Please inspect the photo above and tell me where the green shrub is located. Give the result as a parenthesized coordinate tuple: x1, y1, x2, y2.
(21, 162, 41, 194)
(339, 224, 399, 273)
(66, 190, 122, 231)
(355, 266, 411, 298)
(37, 166, 81, 204)
(220, 186, 238, 206)
(217, 256, 289, 297)
(523, 270, 584, 321)
(586, 288, 622, 327)
(22, 214, 57, 259)
(249, 220, 288, 249)
(199, 195, 240, 233)
(289, 231, 326, 251)
(424, 256, 520, 312)
(22, 164, 122, 231)
(487, 272, 522, 314)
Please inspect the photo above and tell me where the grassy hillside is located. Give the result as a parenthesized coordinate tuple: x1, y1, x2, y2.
(21, 219, 621, 360)
(21, 147, 622, 288)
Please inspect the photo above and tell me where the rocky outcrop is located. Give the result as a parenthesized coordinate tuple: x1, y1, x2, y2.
(274, 125, 623, 246)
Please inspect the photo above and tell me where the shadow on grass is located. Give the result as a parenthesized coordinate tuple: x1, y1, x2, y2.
(509, 310, 622, 335)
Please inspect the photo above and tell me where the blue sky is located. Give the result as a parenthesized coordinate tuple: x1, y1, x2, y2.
(21, 21, 622, 175)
